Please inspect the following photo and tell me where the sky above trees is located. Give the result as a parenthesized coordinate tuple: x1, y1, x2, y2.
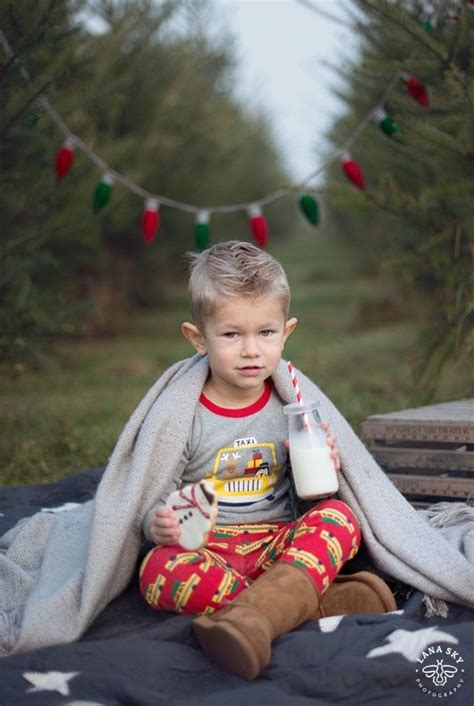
(215, 0, 359, 181)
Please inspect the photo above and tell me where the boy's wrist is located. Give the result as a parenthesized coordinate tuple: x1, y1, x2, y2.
(142, 502, 161, 542)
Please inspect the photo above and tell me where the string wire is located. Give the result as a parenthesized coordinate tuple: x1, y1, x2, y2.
(0, 0, 444, 216)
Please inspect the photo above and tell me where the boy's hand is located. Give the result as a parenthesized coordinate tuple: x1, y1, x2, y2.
(284, 421, 341, 472)
(321, 421, 341, 472)
(149, 505, 181, 546)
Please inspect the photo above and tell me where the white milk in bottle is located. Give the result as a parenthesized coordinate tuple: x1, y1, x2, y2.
(283, 401, 339, 499)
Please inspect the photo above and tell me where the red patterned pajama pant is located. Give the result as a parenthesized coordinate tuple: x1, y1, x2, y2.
(139, 499, 361, 616)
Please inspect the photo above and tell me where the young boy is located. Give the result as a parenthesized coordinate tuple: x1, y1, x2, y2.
(139, 240, 396, 680)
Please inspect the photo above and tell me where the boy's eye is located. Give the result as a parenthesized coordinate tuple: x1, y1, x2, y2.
(223, 332, 238, 339)
(260, 330, 275, 337)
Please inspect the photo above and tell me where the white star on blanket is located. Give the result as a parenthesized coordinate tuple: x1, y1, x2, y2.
(40, 502, 82, 513)
(367, 626, 458, 662)
(23, 670, 80, 696)
(318, 615, 345, 633)
(317, 609, 404, 633)
(63, 702, 104, 705)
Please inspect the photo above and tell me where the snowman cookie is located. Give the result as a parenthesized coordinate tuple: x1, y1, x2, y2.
(166, 480, 218, 551)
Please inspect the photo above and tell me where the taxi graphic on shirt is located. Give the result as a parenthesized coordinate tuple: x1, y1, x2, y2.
(204, 437, 282, 506)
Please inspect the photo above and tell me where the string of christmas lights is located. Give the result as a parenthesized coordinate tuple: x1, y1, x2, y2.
(0, 0, 448, 249)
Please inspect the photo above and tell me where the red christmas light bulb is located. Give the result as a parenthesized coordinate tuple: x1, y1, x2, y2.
(248, 205, 269, 248)
(341, 152, 365, 190)
(142, 198, 160, 243)
(406, 76, 430, 107)
(54, 139, 74, 179)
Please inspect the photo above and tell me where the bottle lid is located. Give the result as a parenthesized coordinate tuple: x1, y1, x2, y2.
(283, 400, 320, 416)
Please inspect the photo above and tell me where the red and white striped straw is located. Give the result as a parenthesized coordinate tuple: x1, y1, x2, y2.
(288, 361, 304, 405)
(288, 360, 311, 428)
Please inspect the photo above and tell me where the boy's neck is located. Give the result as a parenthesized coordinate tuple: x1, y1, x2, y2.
(202, 377, 267, 409)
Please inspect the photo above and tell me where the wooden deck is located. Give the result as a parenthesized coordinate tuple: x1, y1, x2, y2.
(362, 398, 474, 507)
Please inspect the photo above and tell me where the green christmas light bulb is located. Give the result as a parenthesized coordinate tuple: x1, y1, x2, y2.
(195, 210, 210, 251)
(373, 108, 399, 137)
(93, 173, 114, 213)
(298, 194, 320, 226)
(422, 18, 434, 34)
(22, 105, 41, 129)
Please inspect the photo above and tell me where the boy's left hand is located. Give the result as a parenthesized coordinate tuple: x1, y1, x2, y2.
(321, 421, 341, 472)
(284, 421, 341, 472)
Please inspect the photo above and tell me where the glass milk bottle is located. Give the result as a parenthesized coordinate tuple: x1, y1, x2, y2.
(283, 401, 339, 499)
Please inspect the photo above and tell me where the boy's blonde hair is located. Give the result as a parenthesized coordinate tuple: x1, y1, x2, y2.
(187, 240, 290, 329)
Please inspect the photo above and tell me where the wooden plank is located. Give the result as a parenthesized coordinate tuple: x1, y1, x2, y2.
(369, 446, 474, 472)
(366, 398, 474, 422)
(362, 398, 474, 443)
(362, 399, 474, 506)
(410, 500, 439, 510)
(363, 421, 474, 443)
(386, 473, 474, 499)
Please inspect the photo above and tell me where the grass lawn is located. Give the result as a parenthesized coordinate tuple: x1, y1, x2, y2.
(1, 229, 472, 486)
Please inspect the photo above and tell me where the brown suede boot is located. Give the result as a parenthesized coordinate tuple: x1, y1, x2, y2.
(313, 571, 397, 619)
(192, 561, 319, 680)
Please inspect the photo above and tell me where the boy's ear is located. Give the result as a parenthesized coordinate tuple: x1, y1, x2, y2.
(181, 322, 207, 354)
(283, 317, 298, 343)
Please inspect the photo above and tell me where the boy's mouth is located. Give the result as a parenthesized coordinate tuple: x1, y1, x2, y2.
(238, 366, 263, 376)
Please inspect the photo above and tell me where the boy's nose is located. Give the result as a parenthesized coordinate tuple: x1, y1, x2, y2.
(241, 337, 261, 357)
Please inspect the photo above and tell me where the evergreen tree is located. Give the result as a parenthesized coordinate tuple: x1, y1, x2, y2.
(0, 0, 90, 362)
(324, 0, 474, 400)
(0, 0, 292, 363)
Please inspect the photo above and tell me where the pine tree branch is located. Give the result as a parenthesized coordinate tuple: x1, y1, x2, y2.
(455, 304, 474, 352)
(453, 223, 462, 259)
(403, 118, 466, 157)
(446, 5, 463, 64)
(364, 189, 440, 232)
(0, 54, 15, 83)
(0, 81, 51, 138)
(6, 0, 62, 62)
(358, 0, 449, 63)
(293, 0, 355, 30)
(0, 232, 39, 262)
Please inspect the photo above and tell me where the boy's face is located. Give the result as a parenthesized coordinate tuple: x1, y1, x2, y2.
(182, 295, 297, 404)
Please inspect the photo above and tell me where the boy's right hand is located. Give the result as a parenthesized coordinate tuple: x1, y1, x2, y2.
(148, 505, 181, 546)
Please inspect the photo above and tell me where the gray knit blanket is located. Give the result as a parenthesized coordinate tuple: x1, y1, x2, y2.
(1, 355, 474, 656)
